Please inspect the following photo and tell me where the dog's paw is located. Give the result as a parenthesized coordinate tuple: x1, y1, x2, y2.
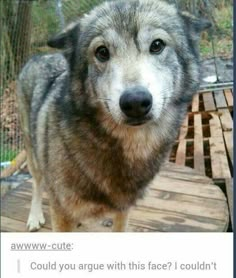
(27, 213, 45, 232)
(102, 218, 113, 227)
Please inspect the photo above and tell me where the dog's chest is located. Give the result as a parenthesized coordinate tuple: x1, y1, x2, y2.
(50, 123, 162, 212)
(76, 143, 159, 209)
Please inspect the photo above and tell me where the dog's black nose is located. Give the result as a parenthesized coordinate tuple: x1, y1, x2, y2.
(119, 87, 153, 118)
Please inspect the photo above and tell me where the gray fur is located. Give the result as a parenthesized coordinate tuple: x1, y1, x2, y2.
(18, 0, 211, 232)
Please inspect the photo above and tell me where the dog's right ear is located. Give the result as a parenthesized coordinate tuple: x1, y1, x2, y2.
(47, 21, 80, 56)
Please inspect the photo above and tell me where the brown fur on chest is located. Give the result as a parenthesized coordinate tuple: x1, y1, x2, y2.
(45, 125, 162, 212)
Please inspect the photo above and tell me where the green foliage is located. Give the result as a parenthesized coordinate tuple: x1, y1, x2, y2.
(63, 0, 104, 16)
(0, 148, 18, 163)
(215, 5, 233, 35)
(200, 6, 233, 58)
(31, 1, 60, 41)
(200, 41, 212, 57)
(174, 0, 232, 10)
(29, 0, 105, 49)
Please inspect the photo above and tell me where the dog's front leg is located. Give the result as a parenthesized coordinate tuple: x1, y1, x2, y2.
(112, 210, 129, 232)
(27, 177, 45, 232)
(50, 202, 74, 232)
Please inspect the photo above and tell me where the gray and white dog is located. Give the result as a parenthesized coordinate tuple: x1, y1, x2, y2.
(18, 0, 211, 232)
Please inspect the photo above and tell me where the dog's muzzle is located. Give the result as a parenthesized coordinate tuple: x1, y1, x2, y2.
(119, 86, 153, 125)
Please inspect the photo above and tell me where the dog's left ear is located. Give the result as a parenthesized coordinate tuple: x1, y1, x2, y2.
(47, 21, 80, 57)
(180, 11, 212, 34)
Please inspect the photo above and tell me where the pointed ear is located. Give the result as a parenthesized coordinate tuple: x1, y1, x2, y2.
(47, 21, 80, 52)
(180, 11, 212, 34)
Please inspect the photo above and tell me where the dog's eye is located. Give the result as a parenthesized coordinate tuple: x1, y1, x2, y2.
(95, 46, 110, 62)
(150, 39, 165, 54)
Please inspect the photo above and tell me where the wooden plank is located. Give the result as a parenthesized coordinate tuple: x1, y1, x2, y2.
(214, 90, 227, 108)
(178, 115, 188, 140)
(1, 191, 112, 232)
(176, 117, 188, 166)
(162, 161, 205, 176)
(218, 108, 232, 168)
(223, 131, 233, 166)
(219, 108, 233, 131)
(1, 200, 50, 229)
(192, 93, 199, 112)
(209, 112, 223, 137)
(159, 170, 213, 184)
(175, 140, 186, 166)
(193, 114, 205, 175)
(150, 176, 226, 200)
(209, 137, 231, 179)
(224, 89, 233, 107)
(202, 92, 216, 111)
(139, 190, 227, 220)
(225, 178, 233, 229)
(209, 113, 231, 179)
(129, 207, 228, 232)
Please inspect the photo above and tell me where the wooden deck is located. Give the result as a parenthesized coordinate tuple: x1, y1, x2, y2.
(170, 88, 233, 179)
(1, 89, 233, 232)
(1, 162, 229, 232)
(169, 88, 233, 228)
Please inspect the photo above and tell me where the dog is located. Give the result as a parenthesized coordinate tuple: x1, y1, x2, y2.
(17, 0, 211, 232)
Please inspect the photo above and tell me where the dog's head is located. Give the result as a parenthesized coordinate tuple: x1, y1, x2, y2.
(48, 0, 211, 127)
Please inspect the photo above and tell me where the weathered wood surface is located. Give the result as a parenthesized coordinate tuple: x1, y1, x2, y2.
(202, 92, 216, 111)
(214, 90, 228, 108)
(191, 93, 199, 112)
(225, 178, 233, 228)
(209, 112, 231, 179)
(224, 89, 233, 107)
(1, 163, 229, 232)
(193, 114, 205, 175)
(174, 89, 233, 180)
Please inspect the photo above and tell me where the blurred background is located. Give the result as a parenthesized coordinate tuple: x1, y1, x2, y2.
(0, 0, 233, 171)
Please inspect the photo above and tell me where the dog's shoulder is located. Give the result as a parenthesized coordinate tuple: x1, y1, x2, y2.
(18, 53, 69, 103)
(19, 53, 68, 83)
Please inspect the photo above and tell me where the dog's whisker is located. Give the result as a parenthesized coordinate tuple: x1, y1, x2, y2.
(90, 96, 112, 101)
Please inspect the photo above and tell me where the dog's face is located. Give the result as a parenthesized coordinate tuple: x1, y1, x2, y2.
(48, 0, 211, 126)
(85, 22, 176, 126)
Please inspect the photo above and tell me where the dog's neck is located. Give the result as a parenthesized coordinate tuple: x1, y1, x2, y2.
(98, 113, 162, 162)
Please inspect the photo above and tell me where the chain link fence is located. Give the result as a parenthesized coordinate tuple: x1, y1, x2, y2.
(0, 0, 233, 175)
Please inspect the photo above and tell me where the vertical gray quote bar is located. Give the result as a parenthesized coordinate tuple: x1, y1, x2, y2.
(17, 259, 20, 274)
